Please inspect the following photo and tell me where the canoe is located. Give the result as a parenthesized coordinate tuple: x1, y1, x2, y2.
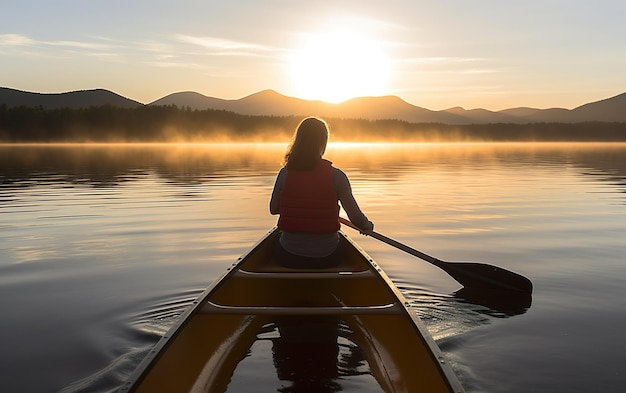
(119, 228, 465, 393)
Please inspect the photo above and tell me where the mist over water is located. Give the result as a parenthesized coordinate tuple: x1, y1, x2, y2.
(1, 143, 626, 392)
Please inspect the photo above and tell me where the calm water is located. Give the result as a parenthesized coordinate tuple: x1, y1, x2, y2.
(1, 142, 626, 393)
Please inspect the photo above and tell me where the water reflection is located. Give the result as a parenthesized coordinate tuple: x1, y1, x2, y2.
(3, 142, 626, 393)
(273, 316, 341, 393)
(453, 288, 532, 317)
(229, 317, 381, 393)
(0, 144, 286, 187)
(2, 143, 626, 194)
(402, 284, 532, 343)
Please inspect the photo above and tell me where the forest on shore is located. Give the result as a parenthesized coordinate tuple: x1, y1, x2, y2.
(2, 104, 626, 142)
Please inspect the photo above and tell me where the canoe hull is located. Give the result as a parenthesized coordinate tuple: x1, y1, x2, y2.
(120, 228, 465, 393)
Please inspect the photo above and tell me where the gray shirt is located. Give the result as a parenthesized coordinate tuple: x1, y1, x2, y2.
(270, 166, 374, 257)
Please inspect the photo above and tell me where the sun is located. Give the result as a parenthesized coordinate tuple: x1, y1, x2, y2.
(288, 30, 390, 104)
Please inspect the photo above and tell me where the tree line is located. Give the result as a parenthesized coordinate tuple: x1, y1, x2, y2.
(1, 104, 626, 142)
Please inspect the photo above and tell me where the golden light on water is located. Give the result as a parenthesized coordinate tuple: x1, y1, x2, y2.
(3, 141, 625, 260)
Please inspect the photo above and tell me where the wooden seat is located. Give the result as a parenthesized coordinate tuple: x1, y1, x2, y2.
(200, 301, 403, 315)
(231, 269, 375, 279)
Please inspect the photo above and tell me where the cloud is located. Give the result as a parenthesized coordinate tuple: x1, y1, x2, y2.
(0, 31, 284, 77)
(0, 33, 111, 50)
(0, 34, 35, 46)
(175, 34, 277, 56)
(48, 40, 111, 50)
(144, 60, 204, 69)
(399, 56, 488, 65)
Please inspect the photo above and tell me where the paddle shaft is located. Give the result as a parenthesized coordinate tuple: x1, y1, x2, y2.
(339, 218, 441, 265)
(339, 217, 533, 293)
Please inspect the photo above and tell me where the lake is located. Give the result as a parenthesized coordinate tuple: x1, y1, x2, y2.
(1, 142, 626, 393)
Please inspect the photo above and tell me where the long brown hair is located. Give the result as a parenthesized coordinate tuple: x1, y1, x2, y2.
(283, 117, 329, 170)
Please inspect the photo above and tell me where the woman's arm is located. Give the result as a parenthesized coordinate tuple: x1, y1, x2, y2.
(269, 167, 287, 215)
(333, 168, 374, 231)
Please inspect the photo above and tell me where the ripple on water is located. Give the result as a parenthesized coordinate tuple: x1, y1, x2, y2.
(59, 290, 202, 393)
(395, 281, 532, 340)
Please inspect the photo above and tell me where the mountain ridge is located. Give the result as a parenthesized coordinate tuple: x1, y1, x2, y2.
(0, 88, 143, 109)
(2, 87, 626, 125)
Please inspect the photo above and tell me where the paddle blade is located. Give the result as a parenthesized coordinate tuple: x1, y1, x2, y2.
(434, 260, 533, 293)
(338, 217, 533, 293)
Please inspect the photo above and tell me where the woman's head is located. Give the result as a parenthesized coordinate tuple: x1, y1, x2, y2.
(284, 117, 329, 170)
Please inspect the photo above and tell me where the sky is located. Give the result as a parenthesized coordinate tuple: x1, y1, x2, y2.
(1, 0, 625, 111)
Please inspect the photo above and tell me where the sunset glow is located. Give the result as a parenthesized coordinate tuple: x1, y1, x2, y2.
(1, 2, 626, 110)
(288, 30, 390, 103)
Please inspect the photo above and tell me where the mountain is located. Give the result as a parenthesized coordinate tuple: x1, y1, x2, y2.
(570, 92, 626, 122)
(497, 94, 626, 123)
(150, 90, 626, 124)
(152, 89, 334, 116)
(149, 91, 235, 111)
(333, 95, 447, 123)
(2, 86, 626, 124)
(0, 87, 143, 109)
(443, 107, 520, 124)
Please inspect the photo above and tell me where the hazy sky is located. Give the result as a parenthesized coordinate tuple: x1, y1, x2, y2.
(2, 0, 625, 110)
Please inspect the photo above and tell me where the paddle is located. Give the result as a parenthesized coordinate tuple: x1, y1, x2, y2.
(339, 217, 533, 294)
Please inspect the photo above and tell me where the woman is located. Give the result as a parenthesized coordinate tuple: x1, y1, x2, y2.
(270, 117, 374, 268)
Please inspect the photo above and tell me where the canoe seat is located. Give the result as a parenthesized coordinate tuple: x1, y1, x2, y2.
(200, 301, 403, 315)
(231, 269, 375, 279)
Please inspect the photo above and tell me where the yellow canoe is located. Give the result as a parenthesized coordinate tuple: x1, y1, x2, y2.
(119, 228, 465, 393)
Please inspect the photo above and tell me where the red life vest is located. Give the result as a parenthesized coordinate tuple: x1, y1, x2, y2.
(278, 159, 340, 233)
